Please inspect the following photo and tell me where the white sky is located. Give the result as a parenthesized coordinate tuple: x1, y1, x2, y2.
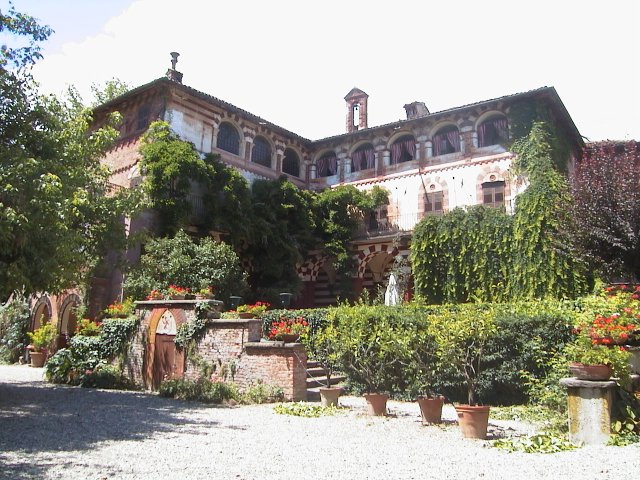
(5, 0, 640, 141)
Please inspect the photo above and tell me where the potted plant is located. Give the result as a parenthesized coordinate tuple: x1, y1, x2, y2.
(410, 330, 445, 424)
(166, 284, 189, 300)
(330, 305, 411, 416)
(427, 304, 496, 438)
(268, 316, 309, 343)
(236, 301, 270, 319)
(102, 298, 135, 318)
(26, 323, 58, 367)
(195, 285, 215, 300)
(146, 289, 164, 301)
(304, 323, 342, 407)
(567, 326, 631, 384)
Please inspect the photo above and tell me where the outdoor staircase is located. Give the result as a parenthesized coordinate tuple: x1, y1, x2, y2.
(306, 360, 346, 401)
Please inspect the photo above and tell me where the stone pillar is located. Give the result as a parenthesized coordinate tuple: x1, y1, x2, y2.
(375, 145, 385, 174)
(275, 142, 285, 173)
(560, 377, 616, 445)
(383, 149, 391, 167)
(243, 127, 255, 162)
(425, 140, 433, 159)
(338, 152, 348, 182)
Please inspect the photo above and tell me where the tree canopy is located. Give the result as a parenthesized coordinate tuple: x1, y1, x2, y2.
(0, 6, 135, 301)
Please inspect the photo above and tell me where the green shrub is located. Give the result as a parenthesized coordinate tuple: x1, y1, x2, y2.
(27, 323, 58, 352)
(240, 380, 284, 404)
(79, 363, 137, 390)
(0, 298, 30, 363)
(159, 377, 238, 404)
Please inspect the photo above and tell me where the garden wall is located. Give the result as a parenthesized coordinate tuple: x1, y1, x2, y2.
(124, 301, 307, 400)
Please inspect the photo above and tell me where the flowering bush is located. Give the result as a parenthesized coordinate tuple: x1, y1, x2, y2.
(268, 316, 309, 340)
(237, 302, 270, 316)
(103, 298, 135, 318)
(196, 286, 215, 297)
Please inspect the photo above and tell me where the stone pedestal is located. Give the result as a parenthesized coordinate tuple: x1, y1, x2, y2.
(560, 377, 616, 445)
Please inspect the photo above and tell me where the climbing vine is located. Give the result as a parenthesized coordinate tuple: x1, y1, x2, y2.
(411, 122, 588, 303)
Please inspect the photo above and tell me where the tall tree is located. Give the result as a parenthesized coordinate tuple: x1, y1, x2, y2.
(0, 6, 134, 301)
(568, 141, 640, 281)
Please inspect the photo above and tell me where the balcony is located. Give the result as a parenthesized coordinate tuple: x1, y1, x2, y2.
(355, 212, 423, 239)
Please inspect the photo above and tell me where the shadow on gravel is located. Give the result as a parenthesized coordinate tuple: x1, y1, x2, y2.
(0, 377, 232, 455)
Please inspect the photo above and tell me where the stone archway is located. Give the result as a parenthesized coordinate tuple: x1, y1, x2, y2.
(31, 296, 52, 331)
(58, 294, 81, 349)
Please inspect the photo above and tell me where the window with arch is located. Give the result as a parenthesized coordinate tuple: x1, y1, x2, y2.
(482, 180, 505, 207)
(251, 136, 272, 167)
(432, 125, 460, 156)
(282, 148, 300, 177)
(390, 135, 416, 164)
(217, 122, 240, 155)
(351, 143, 375, 171)
(316, 151, 338, 177)
(478, 116, 509, 147)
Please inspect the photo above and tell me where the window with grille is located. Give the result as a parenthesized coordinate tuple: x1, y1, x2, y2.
(217, 123, 240, 155)
(424, 191, 444, 215)
(282, 148, 300, 177)
(482, 181, 505, 207)
(251, 137, 271, 167)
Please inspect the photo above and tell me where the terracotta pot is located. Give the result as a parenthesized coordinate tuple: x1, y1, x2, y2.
(169, 294, 185, 300)
(455, 404, 490, 439)
(29, 351, 46, 368)
(319, 387, 342, 407)
(417, 395, 445, 424)
(568, 362, 612, 381)
(363, 393, 389, 416)
(277, 334, 300, 343)
(237, 312, 254, 319)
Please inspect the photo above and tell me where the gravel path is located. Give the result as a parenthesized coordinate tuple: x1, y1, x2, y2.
(1, 364, 638, 480)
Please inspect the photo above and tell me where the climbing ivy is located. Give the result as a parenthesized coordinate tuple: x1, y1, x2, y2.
(411, 122, 588, 303)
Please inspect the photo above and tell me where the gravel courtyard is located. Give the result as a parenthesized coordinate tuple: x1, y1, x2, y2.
(0, 364, 638, 479)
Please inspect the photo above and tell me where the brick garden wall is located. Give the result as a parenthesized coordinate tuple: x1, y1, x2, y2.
(126, 302, 307, 400)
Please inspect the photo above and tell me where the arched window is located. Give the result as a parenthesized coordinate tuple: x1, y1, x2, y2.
(477, 116, 509, 147)
(316, 151, 338, 177)
(482, 180, 505, 207)
(351, 143, 375, 171)
(282, 148, 300, 177)
(390, 135, 416, 164)
(251, 136, 272, 167)
(432, 126, 460, 156)
(217, 122, 240, 155)
(424, 190, 444, 215)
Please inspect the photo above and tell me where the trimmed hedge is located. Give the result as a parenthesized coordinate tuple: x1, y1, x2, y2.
(306, 301, 577, 405)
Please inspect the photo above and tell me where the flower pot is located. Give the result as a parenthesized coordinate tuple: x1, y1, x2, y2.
(455, 404, 490, 439)
(319, 387, 342, 407)
(169, 294, 185, 300)
(237, 312, 254, 319)
(277, 334, 300, 343)
(29, 351, 46, 368)
(363, 393, 389, 416)
(417, 395, 445, 425)
(568, 362, 612, 381)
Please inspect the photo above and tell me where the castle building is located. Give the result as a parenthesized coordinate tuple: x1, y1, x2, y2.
(30, 55, 583, 331)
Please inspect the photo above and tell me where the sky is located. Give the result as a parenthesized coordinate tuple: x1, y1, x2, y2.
(3, 0, 639, 142)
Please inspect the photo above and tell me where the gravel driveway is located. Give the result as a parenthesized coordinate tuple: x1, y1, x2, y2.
(1, 364, 638, 479)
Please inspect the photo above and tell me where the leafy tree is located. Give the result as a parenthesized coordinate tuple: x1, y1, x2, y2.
(124, 230, 248, 304)
(0, 6, 135, 301)
(568, 141, 640, 281)
(245, 176, 317, 298)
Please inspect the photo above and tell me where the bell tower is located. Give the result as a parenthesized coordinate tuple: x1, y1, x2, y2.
(345, 87, 369, 133)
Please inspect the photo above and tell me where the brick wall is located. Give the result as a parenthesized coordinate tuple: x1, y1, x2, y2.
(126, 303, 307, 400)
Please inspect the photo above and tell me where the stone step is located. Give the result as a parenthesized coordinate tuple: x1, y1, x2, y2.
(306, 366, 327, 377)
(307, 361, 321, 369)
(306, 374, 346, 389)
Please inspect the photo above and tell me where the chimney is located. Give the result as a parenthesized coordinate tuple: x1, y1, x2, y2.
(166, 51, 183, 83)
(403, 101, 429, 120)
(344, 87, 369, 133)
